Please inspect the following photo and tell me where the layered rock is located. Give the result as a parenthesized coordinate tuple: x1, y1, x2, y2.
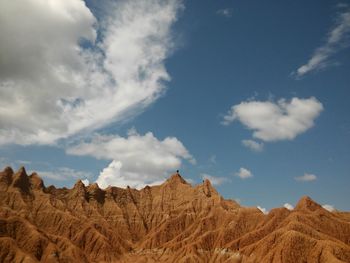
(0, 167, 349, 263)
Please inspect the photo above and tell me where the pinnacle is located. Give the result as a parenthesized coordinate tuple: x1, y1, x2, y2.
(12, 166, 30, 193)
(202, 178, 217, 197)
(73, 180, 86, 190)
(29, 172, 44, 190)
(0, 166, 14, 187)
(3, 166, 14, 175)
(166, 171, 187, 184)
(17, 166, 27, 177)
(295, 196, 322, 211)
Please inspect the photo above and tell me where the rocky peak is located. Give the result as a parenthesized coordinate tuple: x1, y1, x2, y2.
(201, 178, 218, 197)
(29, 172, 44, 190)
(87, 183, 105, 203)
(295, 196, 322, 211)
(88, 182, 100, 190)
(3, 166, 14, 175)
(11, 166, 30, 193)
(73, 180, 86, 190)
(0, 166, 349, 263)
(166, 172, 187, 185)
(17, 166, 27, 176)
(0, 166, 14, 187)
(72, 180, 87, 199)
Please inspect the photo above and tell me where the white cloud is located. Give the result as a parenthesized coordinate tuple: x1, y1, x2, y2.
(294, 9, 350, 77)
(216, 8, 233, 18)
(294, 173, 317, 182)
(0, 0, 183, 145)
(284, 203, 294, 210)
(200, 173, 228, 186)
(222, 97, 323, 142)
(322, 204, 335, 212)
(37, 167, 92, 182)
(242, 139, 264, 152)
(235, 167, 253, 179)
(97, 160, 166, 189)
(257, 206, 268, 214)
(67, 130, 195, 189)
(81, 179, 90, 186)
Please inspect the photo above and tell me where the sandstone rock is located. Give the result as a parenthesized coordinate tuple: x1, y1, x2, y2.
(0, 167, 349, 263)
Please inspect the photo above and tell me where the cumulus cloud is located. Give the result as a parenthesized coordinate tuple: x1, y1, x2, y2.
(242, 139, 264, 152)
(284, 203, 294, 210)
(235, 167, 253, 179)
(96, 160, 165, 189)
(294, 173, 317, 182)
(322, 204, 335, 212)
(0, 0, 183, 145)
(216, 8, 233, 18)
(222, 97, 323, 142)
(67, 130, 195, 189)
(294, 8, 350, 77)
(200, 173, 228, 186)
(37, 167, 92, 182)
(257, 206, 268, 214)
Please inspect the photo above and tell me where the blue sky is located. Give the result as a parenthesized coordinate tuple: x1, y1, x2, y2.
(0, 0, 349, 212)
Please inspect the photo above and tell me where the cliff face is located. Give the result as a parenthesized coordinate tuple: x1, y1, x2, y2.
(0, 167, 349, 263)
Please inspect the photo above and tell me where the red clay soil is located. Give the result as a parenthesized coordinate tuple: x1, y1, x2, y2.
(0, 167, 349, 262)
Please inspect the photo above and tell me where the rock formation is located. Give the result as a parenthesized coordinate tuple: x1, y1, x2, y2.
(0, 167, 349, 262)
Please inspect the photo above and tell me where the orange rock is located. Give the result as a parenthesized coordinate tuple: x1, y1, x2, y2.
(0, 167, 349, 263)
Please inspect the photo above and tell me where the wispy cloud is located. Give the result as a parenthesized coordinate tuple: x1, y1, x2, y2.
(15, 160, 32, 165)
(242, 139, 264, 152)
(184, 178, 195, 185)
(37, 167, 92, 182)
(209, 155, 217, 164)
(216, 8, 233, 18)
(0, 157, 9, 168)
(294, 8, 350, 77)
(200, 173, 229, 186)
(0, 0, 183, 145)
(1, 158, 32, 169)
(235, 167, 253, 179)
(222, 97, 323, 142)
(294, 173, 317, 182)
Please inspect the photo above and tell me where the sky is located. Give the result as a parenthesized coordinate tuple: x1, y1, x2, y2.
(0, 0, 349, 212)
